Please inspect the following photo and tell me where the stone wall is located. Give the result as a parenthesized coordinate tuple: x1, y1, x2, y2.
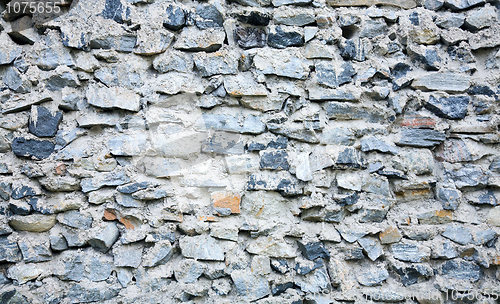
(0, 0, 500, 302)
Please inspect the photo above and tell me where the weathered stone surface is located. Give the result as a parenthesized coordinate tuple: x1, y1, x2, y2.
(297, 241, 330, 260)
(437, 188, 461, 210)
(392, 243, 430, 262)
(327, 0, 416, 8)
(86, 85, 140, 112)
(426, 95, 469, 120)
(358, 237, 383, 261)
(9, 215, 56, 232)
(314, 61, 356, 88)
(260, 150, 289, 170)
(28, 106, 62, 138)
(397, 129, 445, 147)
(438, 259, 482, 282)
(81, 171, 130, 193)
(246, 171, 303, 196)
(254, 49, 309, 80)
(7, 263, 42, 284)
(412, 72, 471, 93)
(445, 0, 485, 11)
(88, 224, 120, 253)
(0, 237, 22, 262)
(361, 137, 398, 154)
(447, 165, 488, 189)
(193, 49, 239, 77)
(442, 226, 473, 245)
(487, 207, 500, 227)
(163, 4, 185, 31)
(356, 266, 389, 286)
(231, 270, 270, 301)
(12, 137, 55, 160)
(224, 73, 268, 97)
(174, 27, 225, 52)
(469, 25, 500, 50)
(274, 8, 316, 26)
(247, 236, 296, 258)
(175, 259, 206, 283)
(57, 211, 93, 229)
(379, 226, 402, 244)
(234, 27, 267, 49)
(195, 4, 224, 29)
(324, 102, 386, 123)
(180, 235, 226, 261)
(267, 26, 305, 49)
(294, 267, 330, 293)
(113, 244, 143, 268)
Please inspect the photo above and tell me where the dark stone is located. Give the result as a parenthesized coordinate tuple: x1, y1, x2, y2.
(315, 62, 356, 88)
(409, 12, 419, 25)
(394, 264, 433, 286)
(9, 201, 32, 215)
(247, 143, 266, 151)
(295, 258, 324, 275)
(246, 172, 302, 196)
(164, 4, 186, 31)
(28, 106, 63, 137)
(68, 282, 121, 303)
(101, 0, 129, 24)
(18, 241, 52, 263)
(260, 150, 289, 170)
(271, 282, 294, 296)
(28, 197, 53, 215)
(0, 290, 30, 304)
(334, 192, 359, 206)
(58, 211, 93, 229)
(0, 182, 12, 201)
(117, 182, 152, 194)
(297, 241, 330, 260)
(413, 49, 441, 71)
(343, 247, 365, 260)
(11, 185, 36, 200)
(340, 39, 366, 61)
(234, 11, 271, 26)
(195, 5, 224, 29)
(325, 102, 386, 123)
(439, 260, 482, 282)
(377, 169, 408, 180)
(12, 137, 55, 160)
(478, 191, 497, 206)
(271, 259, 290, 274)
(235, 27, 266, 49)
(438, 188, 461, 210)
(391, 63, 411, 79)
(425, 95, 469, 120)
(267, 27, 305, 49)
(397, 129, 445, 147)
(335, 147, 365, 170)
(45, 72, 79, 91)
(201, 132, 243, 155)
(468, 85, 496, 97)
(0, 236, 22, 262)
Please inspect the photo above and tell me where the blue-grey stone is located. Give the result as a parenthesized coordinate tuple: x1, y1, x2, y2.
(438, 188, 461, 210)
(234, 10, 271, 26)
(201, 132, 244, 155)
(359, 18, 387, 39)
(260, 150, 289, 170)
(439, 259, 482, 281)
(174, 259, 206, 283)
(231, 270, 270, 301)
(435, 13, 465, 29)
(392, 243, 430, 263)
(116, 182, 153, 194)
(54, 128, 87, 151)
(28, 106, 63, 138)
(340, 38, 367, 61)
(80, 170, 131, 193)
(101, 0, 130, 24)
(180, 235, 225, 261)
(45, 71, 79, 91)
(246, 171, 303, 196)
(57, 211, 93, 229)
(3, 67, 31, 93)
(11, 185, 36, 200)
(195, 4, 224, 29)
(473, 229, 496, 245)
(294, 267, 331, 293)
(447, 165, 488, 189)
(295, 258, 323, 275)
(89, 35, 137, 53)
(0, 237, 22, 262)
(113, 244, 143, 268)
(18, 241, 52, 263)
(397, 129, 445, 147)
(315, 61, 356, 88)
(394, 264, 433, 286)
(426, 95, 469, 120)
(444, 0, 484, 11)
(356, 266, 389, 286)
(199, 113, 265, 134)
(337, 228, 366, 243)
(271, 259, 291, 274)
(164, 4, 185, 31)
(335, 147, 366, 170)
(12, 137, 55, 160)
(235, 27, 266, 49)
(67, 282, 121, 303)
(358, 237, 383, 261)
(297, 241, 330, 260)
(9, 201, 32, 215)
(324, 102, 386, 123)
(442, 226, 473, 245)
(88, 224, 120, 253)
(432, 240, 458, 259)
(489, 157, 500, 173)
(267, 26, 305, 49)
(361, 137, 398, 155)
(50, 234, 68, 251)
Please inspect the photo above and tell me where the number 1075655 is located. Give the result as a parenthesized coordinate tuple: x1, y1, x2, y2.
(6, 1, 62, 14)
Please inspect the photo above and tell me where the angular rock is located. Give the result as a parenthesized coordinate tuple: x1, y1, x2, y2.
(234, 10, 271, 26)
(28, 106, 63, 138)
(153, 50, 193, 73)
(438, 188, 461, 210)
(379, 226, 402, 244)
(163, 4, 186, 31)
(113, 244, 142, 268)
(274, 8, 316, 26)
(358, 237, 383, 261)
(254, 48, 309, 80)
(397, 129, 445, 147)
(297, 241, 330, 260)
(193, 49, 239, 77)
(7, 263, 42, 284)
(88, 224, 120, 253)
(195, 4, 224, 29)
(57, 211, 93, 229)
(246, 171, 302, 196)
(469, 25, 500, 50)
(12, 137, 55, 160)
(224, 73, 268, 97)
(356, 266, 389, 286)
(175, 259, 206, 283)
(0, 237, 22, 262)
(174, 27, 225, 52)
(324, 102, 386, 123)
(260, 150, 289, 170)
(361, 137, 398, 154)
(393, 264, 433, 286)
(438, 259, 482, 282)
(0, 33, 22, 65)
(247, 236, 296, 258)
(231, 270, 270, 301)
(444, 0, 485, 11)
(295, 258, 323, 275)
(412, 72, 471, 93)
(442, 226, 473, 245)
(267, 26, 305, 49)
(86, 85, 140, 112)
(426, 95, 469, 120)
(315, 61, 356, 88)
(180, 235, 226, 261)
(80, 170, 130, 193)
(392, 243, 430, 263)
(234, 27, 267, 49)
(199, 113, 266, 134)
(18, 240, 51, 263)
(294, 267, 331, 293)
(447, 165, 488, 188)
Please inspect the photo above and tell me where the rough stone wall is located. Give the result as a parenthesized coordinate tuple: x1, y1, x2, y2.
(0, 0, 500, 302)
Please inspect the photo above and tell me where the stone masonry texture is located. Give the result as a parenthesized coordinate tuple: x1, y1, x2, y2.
(0, 0, 500, 303)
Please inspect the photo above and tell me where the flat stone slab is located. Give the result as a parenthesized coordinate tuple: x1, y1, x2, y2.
(327, 0, 417, 9)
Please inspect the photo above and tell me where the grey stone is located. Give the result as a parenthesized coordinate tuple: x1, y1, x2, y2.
(357, 237, 383, 261)
(442, 226, 473, 245)
(231, 270, 270, 301)
(271, 259, 291, 274)
(113, 244, 142, 268)
(426, 95, 469, 120)
(321, 127, 355, 146)
(397, 129, 445, 147)
(297, 241, 330, 260)
(193, 49, 239, 77)
(180, 235, 226, 261)
(7, 263, 42, 284)
(57, 211, 93, 229)
(439, 259, 482, 281)
(324, 102, 386, 123)
(0, 33, 22, 65)
(199, 113, 265, 134)
(273, 0, 311, 5)
(153, 50, 193, 73)
(89, 33, 137, 52)
(393, 264, 433, 286)
(432, 240, 458, 259)
(234, 10, 271, 26)
(18, 241, 51, 263)
(235, 27, 267, 49)
(88, 223, 120, 253)
(361, 137, 398, 154)
(356, 266, 389, 286)
(315, 61, 356, 88)
(337, 228, 367, 243)
(12, 137, 55, 160)
(267, 26, 305, 49)
(28, 106, 63, 138)
(11, 185, 36, 200)
(164, 4, 185, 31)
(295, 258, 324, 275)
(3, 67, 31, 93)
(473, 229, 496, 245)
(359, 18, 388, 38)
(254, 48, 310, 80)
(435, 13, 465, 29)
(246, 171, 303, 196)
(392, 243, 430, 263)
(55, 128, 87, 150)
(444, 0, 484, 10)
(114, 192, 141, 208)
(175, 259, 206, 283)
(174, 27, 225, 52)
(294, 267, 331, 293)
(143, 241, 173, 267)
(117, 182, 153, 194)
(80, 170, 131, 193)
(132, 187, 172, 200)
(490, 157, 500, 173)
(447, 165, 488, 188)
(336, 147, 366, 170)
(50, 234, 69, 251)
(93, 64, 144, 90)
(201, 131, 244, 155)
(469, 24, 500, 50)
(45, 69, 80, 91)
(9, 214, 56, 232)
(412, 72, 471, 93)
(9, 201, 32, 215)
(274, 8, 315, 26)
(260, 150, 289, 170)
(67, 281, 121, 303)
(195, 4, 224, 29)
(267, 122, 319, 143)
(424, 0, 444, 9)
(223, 73, 268, 97)
(0, 237, 22, 262)
(465, 6, 497, 30)
(86, 85, 140, 112)
(438, 188, 461, 210)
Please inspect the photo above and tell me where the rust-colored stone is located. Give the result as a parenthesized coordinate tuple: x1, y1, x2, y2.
(103, 209, 117, 221)
(401, 115, 436, 129)
(492, 256, 500, 265)
(379, 226, 402, 244)
(211, 192, 241, 214)
(55, 163, 67, 175)
(119, 217, 135, 229)
(198, 215, 218, 222)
